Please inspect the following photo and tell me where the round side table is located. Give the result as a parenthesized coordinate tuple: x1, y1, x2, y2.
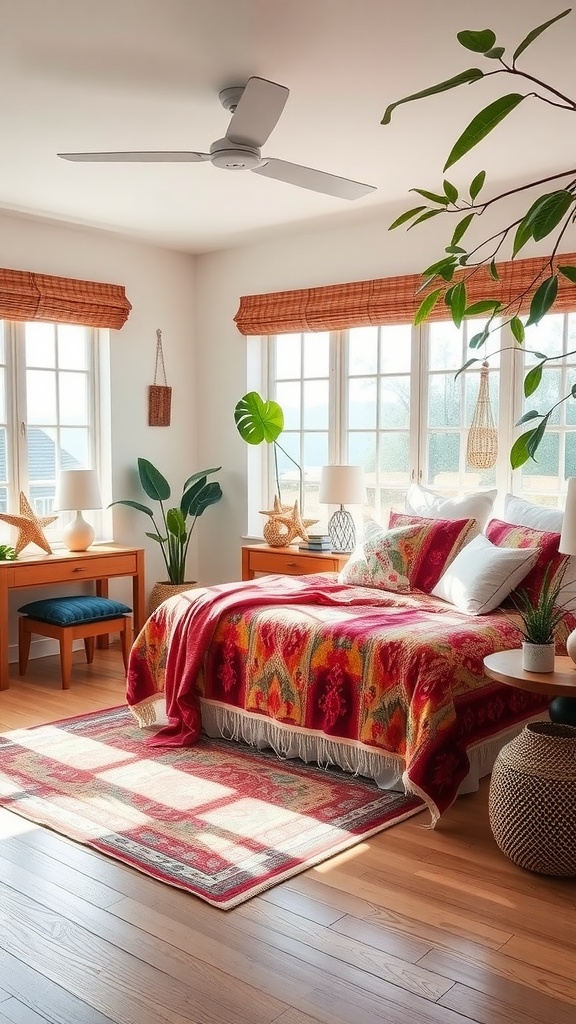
(483, 649, 576, 725)
(483, 650, 576, 876)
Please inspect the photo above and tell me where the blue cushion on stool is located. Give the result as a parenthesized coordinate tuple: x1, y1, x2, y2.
(18, 596, 132, 626)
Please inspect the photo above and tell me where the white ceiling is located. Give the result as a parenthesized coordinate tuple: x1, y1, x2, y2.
(1, 0, 573, 254)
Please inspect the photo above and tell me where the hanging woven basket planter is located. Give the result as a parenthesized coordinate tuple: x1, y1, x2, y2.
(467, 361, 498, 470)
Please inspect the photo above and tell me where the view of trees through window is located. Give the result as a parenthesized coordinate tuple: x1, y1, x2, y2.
(268, 313, 576, 526)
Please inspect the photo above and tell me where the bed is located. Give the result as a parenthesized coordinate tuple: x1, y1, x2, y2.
(126, 570, 554, 824)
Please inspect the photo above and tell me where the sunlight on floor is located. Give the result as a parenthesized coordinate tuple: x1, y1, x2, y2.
(98, 759, 234, 810)
(6, 725, 135, 770)
(0, 806, 39, 838)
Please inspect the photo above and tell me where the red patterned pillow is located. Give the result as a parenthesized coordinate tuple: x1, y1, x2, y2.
(387, 512, 477, 592)
(484, 519, 566, 605)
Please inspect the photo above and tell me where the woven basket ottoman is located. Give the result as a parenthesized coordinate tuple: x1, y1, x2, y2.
(489, 721, 576, 876)
(18, 595, 132, 689)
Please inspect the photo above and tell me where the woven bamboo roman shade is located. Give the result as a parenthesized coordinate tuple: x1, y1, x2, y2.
(0, 268, 132, 329)
(234, 252, 576, 335)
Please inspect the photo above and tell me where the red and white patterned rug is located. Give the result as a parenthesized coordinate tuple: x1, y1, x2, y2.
(0, 705, 424, 909)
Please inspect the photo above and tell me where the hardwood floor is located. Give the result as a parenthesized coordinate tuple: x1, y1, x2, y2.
(1, 648, 575, 1024)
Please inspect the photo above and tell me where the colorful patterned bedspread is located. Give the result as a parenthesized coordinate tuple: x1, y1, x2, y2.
(127, 573, 550, 821)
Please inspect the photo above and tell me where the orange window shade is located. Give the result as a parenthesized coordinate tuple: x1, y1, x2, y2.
(234, 253, 576, 335)
(0, 268, 132, 329)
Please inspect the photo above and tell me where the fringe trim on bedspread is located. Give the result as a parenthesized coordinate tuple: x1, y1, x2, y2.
(201, 701, 405, 788)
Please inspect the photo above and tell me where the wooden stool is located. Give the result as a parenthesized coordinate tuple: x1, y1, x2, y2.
(18, 596, 132, 690)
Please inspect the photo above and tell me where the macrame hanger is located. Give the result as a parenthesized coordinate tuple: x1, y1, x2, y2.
(466, 361, 498, 470)
(148, 328, 172, 426)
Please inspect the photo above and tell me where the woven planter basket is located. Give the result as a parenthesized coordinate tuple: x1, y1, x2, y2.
(148, 582, 197, 616)
(489, 722, 576, 876)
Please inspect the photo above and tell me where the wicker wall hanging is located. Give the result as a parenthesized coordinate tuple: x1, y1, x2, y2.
(467, 361, 498, 470)
(148, 328, 172, 426)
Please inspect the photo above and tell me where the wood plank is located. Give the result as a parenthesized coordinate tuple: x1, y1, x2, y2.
(499, 935, 576, 983)
(0, 948, 116, 1024)
(438, 979, 572, 1024)
(0, 883, 283, 1024)
(419, 946, 576, 1015)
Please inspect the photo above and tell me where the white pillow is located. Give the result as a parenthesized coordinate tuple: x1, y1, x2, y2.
(431, 534, 538, 615)
(405, 483, 497, 530)
(502, 493, 563, 533)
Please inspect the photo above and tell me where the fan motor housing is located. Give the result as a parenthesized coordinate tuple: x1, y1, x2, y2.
(210, 138, 262, 170)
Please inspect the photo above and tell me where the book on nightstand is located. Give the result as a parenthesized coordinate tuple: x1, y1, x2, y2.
(299, 533, 332, 552)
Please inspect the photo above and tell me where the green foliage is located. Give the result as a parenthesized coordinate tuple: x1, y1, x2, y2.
(234, 391, 302, 505)
(109, 459, 223, 584)
(0, 544, 16, 561)
(511, 563, 568, 644)
(383, 7, 576, 469)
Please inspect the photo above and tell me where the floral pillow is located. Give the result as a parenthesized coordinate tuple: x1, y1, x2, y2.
(484, 519, 576, 610)
(387, 512, 478, 592)
(339, 515, 476, 593)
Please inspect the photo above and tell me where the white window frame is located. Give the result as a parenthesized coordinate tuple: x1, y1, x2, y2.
(0, 320, 111, 546)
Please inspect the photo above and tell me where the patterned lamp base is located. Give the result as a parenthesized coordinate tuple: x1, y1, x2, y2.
(328, 507, 356, 553)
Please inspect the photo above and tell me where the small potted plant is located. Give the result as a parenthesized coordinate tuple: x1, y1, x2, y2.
(110, 458, 223, 612)
(511, 563, 568, 673)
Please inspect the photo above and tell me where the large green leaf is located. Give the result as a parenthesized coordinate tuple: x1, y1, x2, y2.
(389, 206, 426, 229)
(464, 300, 502, 316)
(510, 428, 538, 468)
(137, 458, 171, 502)
(457, 29, 496, 53)
(448, 281, 467, 327)
(108, 498, 154, 518)
(443, 179, 459, 203)
(469, 170, 486, 201)
(451, 212, 475, 248)
(531, 191, 575, 242)
(410, 188, 449, 205)
(512, 9, 571, 63)
(381, 68, 484, 124)
(559, 265, 576, 284)
(182, 466, 221, 492)
(188, 480, 223, 517)
(526, 276, 559, 326)
(414, 288, 442, 324)
(234, 391, 284, 445)
(510, 316, 525, 344)
(443, 94, 525, 171)
(166, 507, 186, 538)
(524, 362, 544, 398)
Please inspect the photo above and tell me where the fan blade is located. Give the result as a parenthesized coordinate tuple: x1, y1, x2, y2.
(57, 151, 211, 162)
(226, 77, 289, 148)
(253, 158, 376, 200)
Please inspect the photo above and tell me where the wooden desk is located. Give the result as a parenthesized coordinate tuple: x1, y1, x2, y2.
(0, 544, 145, 691)
(484, 649, 576, 725)
(242, 543, 349, 580)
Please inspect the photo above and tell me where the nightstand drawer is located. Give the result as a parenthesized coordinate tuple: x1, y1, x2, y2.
(242, 544, 349, 580)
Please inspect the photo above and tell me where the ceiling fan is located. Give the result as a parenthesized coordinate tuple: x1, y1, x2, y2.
(58, 76, 376, 201)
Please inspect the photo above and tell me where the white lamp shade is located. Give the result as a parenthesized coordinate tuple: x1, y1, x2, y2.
(560, 477, 576, 556)
(54, 469, 103, 512)
(319, 465, 366, 506)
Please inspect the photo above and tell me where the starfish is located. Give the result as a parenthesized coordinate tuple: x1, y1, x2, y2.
(0, 492, 57, 555)
(258, 495, 294, 517)
(273, 500, 319, 545)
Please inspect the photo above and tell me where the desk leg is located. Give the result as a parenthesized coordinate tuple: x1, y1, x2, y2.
(96, 578, 110, 649)
(133, 549, 146, 635)
(0, 576, 8, 690)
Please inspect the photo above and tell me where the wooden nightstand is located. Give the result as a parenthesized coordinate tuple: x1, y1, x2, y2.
(484, 649, 576, 726)
(241, 543, 349, 580)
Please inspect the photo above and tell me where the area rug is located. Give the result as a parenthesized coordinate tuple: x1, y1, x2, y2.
(0, 705, 424, 909)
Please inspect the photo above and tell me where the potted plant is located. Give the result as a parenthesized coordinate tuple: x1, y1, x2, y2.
(511, 563, 568, 673)
(110, 458, 223, 612)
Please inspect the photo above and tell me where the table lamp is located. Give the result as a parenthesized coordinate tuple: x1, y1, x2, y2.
(319, 465, 366, 553)
(54, 469, 103, 551)
(559, 476, 576, 664)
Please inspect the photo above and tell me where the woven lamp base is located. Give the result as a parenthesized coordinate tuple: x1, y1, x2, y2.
(489, 722, 576, 876)
(328, 508, 356, 553)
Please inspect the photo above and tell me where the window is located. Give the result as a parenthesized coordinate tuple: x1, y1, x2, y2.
(264, 312, 576, 525)
(0, 319, 107, 545)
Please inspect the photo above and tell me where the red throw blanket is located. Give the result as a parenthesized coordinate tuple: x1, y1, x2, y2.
(127, 574, 395, 746)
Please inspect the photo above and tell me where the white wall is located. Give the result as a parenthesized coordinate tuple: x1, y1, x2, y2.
(0, 210, 196, 654)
